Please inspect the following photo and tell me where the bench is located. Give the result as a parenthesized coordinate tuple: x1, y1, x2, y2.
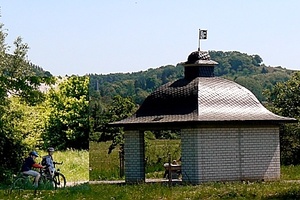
(163, 164, 181, 179)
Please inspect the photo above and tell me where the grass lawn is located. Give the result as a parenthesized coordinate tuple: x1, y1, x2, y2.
(49, 149, 89, 182)
(2, 180, 300, 200)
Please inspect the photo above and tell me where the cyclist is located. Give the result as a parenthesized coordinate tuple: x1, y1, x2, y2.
(42, 147, 55, 177)
(21, 151, 44, 188)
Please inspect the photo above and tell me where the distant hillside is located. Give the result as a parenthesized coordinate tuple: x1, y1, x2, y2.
(3, 52, 53, 77)
(89, 51, 296, 108)
(29, 62, 52, 77)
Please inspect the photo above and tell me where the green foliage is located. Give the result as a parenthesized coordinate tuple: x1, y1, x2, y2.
(89, 64, 183, 107)
(90, 95, 136, 153)
(210, 51, 263, 76)
(267, 72, 300, 118)
(5, 98, 47, 148)
(0, 98, 45, 182)
(145, 139, 181, 175)
(42, 76, 90, 150)
(152, 130, 181, 139)
(0, 20, 52, 182)
(266, 72, 300, 165)
(0, 31, 52, 105)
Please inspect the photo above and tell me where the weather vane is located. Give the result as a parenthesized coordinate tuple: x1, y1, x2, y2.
(198, 29, 207, 51)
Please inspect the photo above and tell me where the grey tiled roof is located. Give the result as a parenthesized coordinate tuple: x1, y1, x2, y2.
(111, 77, 296, 127)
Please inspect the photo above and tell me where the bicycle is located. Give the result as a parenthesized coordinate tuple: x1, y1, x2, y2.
(43, 161, 66, 189)
(9, 169, 53, 192)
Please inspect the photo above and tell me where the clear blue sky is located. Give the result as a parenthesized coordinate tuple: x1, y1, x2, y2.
(1, 1, 299, 76)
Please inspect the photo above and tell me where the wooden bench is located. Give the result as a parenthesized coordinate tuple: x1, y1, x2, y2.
(163, 164, 181, 179)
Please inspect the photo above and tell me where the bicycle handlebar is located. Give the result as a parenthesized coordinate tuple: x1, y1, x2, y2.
(53, 161, 63, 165)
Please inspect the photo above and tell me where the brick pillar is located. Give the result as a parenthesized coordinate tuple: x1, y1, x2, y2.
(124, 130, 145, 183)
(181, 128, 200, 184)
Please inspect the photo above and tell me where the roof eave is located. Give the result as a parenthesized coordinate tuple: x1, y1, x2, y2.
(109, 118, 297, 130)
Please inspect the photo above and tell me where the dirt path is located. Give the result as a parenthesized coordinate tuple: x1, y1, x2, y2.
(65, 181, 89, 187)
(66, 179, 300, 187)
(66, 179, 180, 186)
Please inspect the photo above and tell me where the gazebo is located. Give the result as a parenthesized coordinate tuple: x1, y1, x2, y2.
(110, 51, 296, 184)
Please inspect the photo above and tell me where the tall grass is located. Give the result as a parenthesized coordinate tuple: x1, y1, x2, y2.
(51, 149, 89, 182)
(25, 150, 89, 183)
(89, 140, 181, 180)
(145, 139, 181, 178)
(89, 141, 120, 180)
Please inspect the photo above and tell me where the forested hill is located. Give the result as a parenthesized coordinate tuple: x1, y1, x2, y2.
(89, 51, 296, 107)
(29, 62, 52, 77)
(4, 53, 53, 77)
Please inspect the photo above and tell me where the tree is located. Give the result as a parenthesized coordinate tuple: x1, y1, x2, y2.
(93, 95, 136, 153)
(252, 55, 263, 66)
(0, 20, 52, 182)
(3, 97, 47, 149)
(266, 72, 300, 165)
(42, 76, 89, 150)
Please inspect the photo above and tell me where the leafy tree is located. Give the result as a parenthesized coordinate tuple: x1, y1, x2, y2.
(42, 76, 89, 150)
(3, 97, 47, 148)
(265, 72, 300, 165)
(0, 20, 52, 182)
(235, 76, 265, 101)
(252, 55, 263, 66)
(91, 95, 136, 153)
(0, 101, 27, 182)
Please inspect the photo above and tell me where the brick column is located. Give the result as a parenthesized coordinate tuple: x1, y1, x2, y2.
(181, 128, 201, 184)
(124, 130, 145, 183)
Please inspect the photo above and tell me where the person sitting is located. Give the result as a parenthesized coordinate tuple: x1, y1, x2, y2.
(21, 151, 44, 188)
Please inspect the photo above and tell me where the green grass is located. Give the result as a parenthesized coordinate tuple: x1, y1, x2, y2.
(39, 149, 89, 182)
(89, 140, 181, 180)
(281, 165, 300, 180)
(89, 141, 121, 180)
(2, 181, 300, 200)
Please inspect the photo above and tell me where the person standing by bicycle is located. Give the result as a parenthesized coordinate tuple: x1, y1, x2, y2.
(21, 151, 44, 188)
(42, 147, 55, 177)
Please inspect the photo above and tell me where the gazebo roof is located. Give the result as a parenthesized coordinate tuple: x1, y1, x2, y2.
(110, 51, 297, 129)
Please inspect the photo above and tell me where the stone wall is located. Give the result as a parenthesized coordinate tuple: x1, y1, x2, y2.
(181, 126, 280, 184)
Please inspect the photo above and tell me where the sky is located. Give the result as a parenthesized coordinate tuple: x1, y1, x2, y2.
(0, 1, 300, 76)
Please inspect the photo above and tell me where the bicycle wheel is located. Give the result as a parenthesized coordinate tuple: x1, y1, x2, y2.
(12, 176, 31, 190)
(53, 173, 66, 189)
